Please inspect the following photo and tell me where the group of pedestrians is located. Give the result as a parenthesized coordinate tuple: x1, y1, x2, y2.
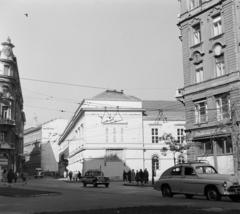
(123, 169, 149, 185)
(68, 171, 81, 181)
(1, 169, 28, 187)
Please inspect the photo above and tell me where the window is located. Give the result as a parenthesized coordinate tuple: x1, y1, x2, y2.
(215, 55, 225, 77)
(190, 0, 202, 10)
(177, 128, 184, 143)
(105, 127, 109, 143)
(3, 65, 10, 75)
(216, 137, 232, 154)
(2, 86, 9, 97)
(196, 166, 217, 174)
(184, 167, 195, 176)
(194, 100, 207, 123)
(213, 15, 222, 36)
(1, 106, 8, 119)
(0, 132, 6, 143)
(195, 63, 203, 83)
(171, 167, 182, 175)
(120, 127, 124, 143)
(193, 24, 201, 45)
(113, 127, 117, 143)
(151, 128, 159, 143)
(215, 94, 230, 121)
(152, 155, 159, 171)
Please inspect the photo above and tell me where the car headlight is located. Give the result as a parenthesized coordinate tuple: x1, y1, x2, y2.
(222, 181, 227, 187)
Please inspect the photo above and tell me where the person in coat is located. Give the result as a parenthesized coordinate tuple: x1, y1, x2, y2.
(78, 171, 81, 180)
(135, 170, 139, 185)
(14, 172, 18, 183)
(144, 168, 149, 184)
(68, 171, 73, 181)
(139, 169, 144, 185)
(127, 170, 131, 183)
(123, 170, 127, 181)
(21, 171, 28, 185)
(131, 169, 135, 183)
(2, 169, 7, 186)
(7, 169, 14, 187)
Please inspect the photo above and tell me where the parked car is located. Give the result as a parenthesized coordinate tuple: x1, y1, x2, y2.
(81, 170, 110, 187)
(154, 161, 240, 202)
(34, 168, 43, 178)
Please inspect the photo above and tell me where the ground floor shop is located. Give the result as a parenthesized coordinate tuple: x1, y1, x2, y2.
(65, 148, 186, 181)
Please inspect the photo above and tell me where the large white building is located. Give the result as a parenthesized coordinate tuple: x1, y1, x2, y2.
(58, 90, 185, 180)
(23, 118, 68, 174)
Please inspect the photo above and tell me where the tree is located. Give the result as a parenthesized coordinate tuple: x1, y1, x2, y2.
(160, 133, 190, 165)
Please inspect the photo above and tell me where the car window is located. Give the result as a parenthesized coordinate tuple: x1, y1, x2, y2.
(92, 172, 104, 176)
(171, 167, 182, 175)
(195, 166, 217, 174)
(85, 172, 89, 176)
(184, 167, 196, 176)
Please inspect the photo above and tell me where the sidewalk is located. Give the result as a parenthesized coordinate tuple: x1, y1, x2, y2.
(123, 182, 154, 187)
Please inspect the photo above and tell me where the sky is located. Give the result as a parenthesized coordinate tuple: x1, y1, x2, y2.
(0, 0, 183, 127)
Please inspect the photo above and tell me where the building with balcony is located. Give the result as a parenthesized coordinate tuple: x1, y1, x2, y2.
(0, 37, 25, 178)
(177, 0, 240, 176)
(23, 118, 68, 175)
(58, 90, 185, 180)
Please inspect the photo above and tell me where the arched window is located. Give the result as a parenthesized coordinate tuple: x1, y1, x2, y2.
(152, 155, 159, 170)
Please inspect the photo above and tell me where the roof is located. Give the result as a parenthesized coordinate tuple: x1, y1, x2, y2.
(142, 100, 185, 121)
(92, 90, 141, 101)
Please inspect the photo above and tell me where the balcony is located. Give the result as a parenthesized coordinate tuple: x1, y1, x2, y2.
(0, 118, 15, 126)
(175, 88, 185, 104)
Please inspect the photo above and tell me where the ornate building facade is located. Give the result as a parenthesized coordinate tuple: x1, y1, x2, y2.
(0, 37, 25, 177)
(176, 0, 240, 177)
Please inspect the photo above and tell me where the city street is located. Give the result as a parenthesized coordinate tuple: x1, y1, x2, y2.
(0, 177, 240, 214)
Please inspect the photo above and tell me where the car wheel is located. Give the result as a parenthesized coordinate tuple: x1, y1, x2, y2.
(83, 182, 87, 187)
(206, 187, 222, 201)
(162, 185, 173, 198)
(105, 184, 109, 187)
(93, 181, 98, 187)
(229, 195, 240, 202)
(185, 194, 194, 199)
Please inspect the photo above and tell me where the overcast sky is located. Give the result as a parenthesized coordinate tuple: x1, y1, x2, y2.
(0, 0, 183, 127)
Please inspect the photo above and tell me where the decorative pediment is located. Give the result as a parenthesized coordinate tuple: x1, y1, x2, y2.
(189, 51, 205, 64)
(190, 17, 201, 26)
(208, 5, 222, 17)
(209, 42, 226, 54)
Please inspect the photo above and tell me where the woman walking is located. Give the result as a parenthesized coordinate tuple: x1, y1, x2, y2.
(7, 169, 14, 187)
(2, 169, 7, 186)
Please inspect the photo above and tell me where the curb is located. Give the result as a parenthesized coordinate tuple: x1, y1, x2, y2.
(0, 192, 61, 198)
(123, 184, 154, 187)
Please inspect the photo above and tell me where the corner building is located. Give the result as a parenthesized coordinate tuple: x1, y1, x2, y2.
(177, 0, 240, 176)
(0, 38, 25, 176)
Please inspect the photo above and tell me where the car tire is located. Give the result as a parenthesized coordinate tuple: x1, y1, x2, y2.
(206, 187, 222, 201)
(105, 184, 109, 187)
(185, 194, 194, 199)
(93, 181, 98, 187)
(162, 185, 173, 198)
(83, 182, 87, 187)
(229, 195, 240, 202)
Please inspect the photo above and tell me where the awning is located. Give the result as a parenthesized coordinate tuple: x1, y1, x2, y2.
(192, 133, 231, 141)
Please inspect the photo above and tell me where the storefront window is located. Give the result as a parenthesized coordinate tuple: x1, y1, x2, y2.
(216, 137, 232, 154)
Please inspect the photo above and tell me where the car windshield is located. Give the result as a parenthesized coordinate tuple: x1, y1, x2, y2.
(92, 172, 104, 176)
(195, 166, 217, 174)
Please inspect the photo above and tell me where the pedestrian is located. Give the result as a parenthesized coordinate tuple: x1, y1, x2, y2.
(78, 171, 81, 180)
(2, 169, 7, 186)
(69, 171, 73, 181)
(139, 169, 144, 185)
(131, 169, 135, 183)
(21, 171, 28, 185)
(127, 170, 131, 183)
(123, 170, 127, 182)
(135, 170, 139, 185)
(14, 171, 18, 183)
(7, 169, 14, 187)
(144, 169, 149, 184)
(63, 171, 67, 178)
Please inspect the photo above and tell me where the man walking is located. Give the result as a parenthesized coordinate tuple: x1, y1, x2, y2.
(7, 169, 14, 187)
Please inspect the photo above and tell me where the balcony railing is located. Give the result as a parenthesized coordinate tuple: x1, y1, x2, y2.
(0, 118, 15, 125)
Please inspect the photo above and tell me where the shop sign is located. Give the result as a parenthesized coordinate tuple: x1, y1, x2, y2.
(193, 127, 230, 138)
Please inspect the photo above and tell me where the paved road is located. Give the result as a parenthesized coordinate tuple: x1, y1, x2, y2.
(0, 177, 239, 214)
